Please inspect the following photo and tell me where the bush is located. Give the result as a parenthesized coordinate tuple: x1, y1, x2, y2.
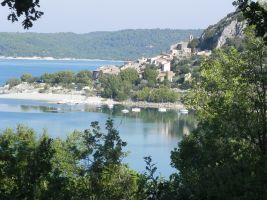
(74, 70, 92, 87)
(6, 78, 21, 89)
(135, 86, 178, 103)
(20, 73, 34, 83)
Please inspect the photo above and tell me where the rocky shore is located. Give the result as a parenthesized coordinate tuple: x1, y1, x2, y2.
(0, 83, 185, 110)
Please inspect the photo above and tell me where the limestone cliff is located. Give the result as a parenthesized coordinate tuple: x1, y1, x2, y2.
(198, 12, 246, 50)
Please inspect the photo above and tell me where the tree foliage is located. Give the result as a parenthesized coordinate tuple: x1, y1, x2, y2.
(234, 0, 267, 44)
(0, 119, 140, 200)
(136, 86, 178, 103)
(20, 73, 34, 83)
(143, 65, 159, 87)
(1, 0, 44, 29)
(99, 74, 132, 101)
(0, 30, 203, 60)
(0, 125, 54, 199)
(74, 70, 92, 87)
(170, 28, 267, 199)
(120, 68, 139, 84)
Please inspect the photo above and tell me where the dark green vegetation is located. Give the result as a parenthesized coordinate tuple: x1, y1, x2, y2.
(0, 120, 139, 199)
(10, 67, 179, 103)
(234, 0, 267, 44)
(6, 78, 21, 89)
(0, 29, 202, 60)
(39, 70, 93, 88)
(171, 55, 202, 90)
(6, 70, 93, 89)
(135, 87, 178, 103)
(177, 27, 267, 199)
(96, 69, 178, 102)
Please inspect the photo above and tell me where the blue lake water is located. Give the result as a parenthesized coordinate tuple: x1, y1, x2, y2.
(0, 59, 124, 85)
(0, 59, 196, 177)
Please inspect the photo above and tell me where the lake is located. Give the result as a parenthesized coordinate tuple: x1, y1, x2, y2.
(0, 59, 196, 176)
(0, 59, 124, 85)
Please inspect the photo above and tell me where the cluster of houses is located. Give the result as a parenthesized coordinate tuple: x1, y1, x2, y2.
(93, 35, 211, 83)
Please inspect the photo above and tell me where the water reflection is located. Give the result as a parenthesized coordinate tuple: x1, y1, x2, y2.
(14, 102, 197, 139)
(0, 99, 197, 176)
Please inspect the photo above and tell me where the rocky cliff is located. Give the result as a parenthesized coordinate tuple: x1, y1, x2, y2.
(198, 12, 246, 50)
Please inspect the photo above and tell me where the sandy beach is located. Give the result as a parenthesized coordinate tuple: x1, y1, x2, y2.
(0, 93, 113, 105)
(0, 82, 184, 109)
(0, 92, 184, 109)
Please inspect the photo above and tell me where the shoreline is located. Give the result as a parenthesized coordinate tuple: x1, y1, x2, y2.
(0, 56, 125, 63)
(0, 93, 184, 110)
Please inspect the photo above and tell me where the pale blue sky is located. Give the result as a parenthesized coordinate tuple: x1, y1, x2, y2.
(0, 0, 235, 33)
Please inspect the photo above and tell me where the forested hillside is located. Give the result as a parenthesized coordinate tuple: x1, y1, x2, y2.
(0, 29, 202, 60)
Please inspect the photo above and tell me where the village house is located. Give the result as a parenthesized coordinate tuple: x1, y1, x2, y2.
(119, 35, 197, 83)
(169, 40, 192, 57)
(147, 56, 162, 65)
(92, 65, 120, 80)
(157, 59, 171, 72)
(197, 50, 212, 56)
(120, 61, 143, 76)
(158, 71, 176, 82)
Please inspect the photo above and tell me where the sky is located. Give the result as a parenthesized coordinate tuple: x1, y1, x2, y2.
(0, 0, 235, 33)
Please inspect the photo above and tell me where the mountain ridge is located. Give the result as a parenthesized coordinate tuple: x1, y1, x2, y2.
(0, 29, 203, 60)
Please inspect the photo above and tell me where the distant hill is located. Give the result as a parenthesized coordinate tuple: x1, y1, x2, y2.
(0, 29, 203, 60)
(197, 12, 246, 50)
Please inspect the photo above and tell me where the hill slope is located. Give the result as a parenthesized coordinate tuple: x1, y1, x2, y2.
(0, 29, 202, 60)
(197, 12, 246, 50)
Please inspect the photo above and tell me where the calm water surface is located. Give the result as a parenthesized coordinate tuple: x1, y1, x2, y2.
(0, 59, 197, 176)
(0, 99, 196, 176)
(0, 59, 124, 85)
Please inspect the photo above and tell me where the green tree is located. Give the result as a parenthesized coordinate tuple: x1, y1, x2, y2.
(120, 68, 139, 84)
(74, 70, 92, 87)
(150, 86, 178, 103)
(39, 73, 56, 84)
(77, 119, 137, 199)
(0, 120, 140, 200)
(234, 0, 267, 44)
(20, 73, 34, 83)
(0, 125, 54, 200)
(144, 65, 159, 87)
(53, 71, 74, 85)
(136, 87, 151, 101)
(6, 78, 21, 89)
(136, 156, 161, 200)
(170, 29, 267, 199)
(99, 74, 131, 101)
(187, 38, 199, 49)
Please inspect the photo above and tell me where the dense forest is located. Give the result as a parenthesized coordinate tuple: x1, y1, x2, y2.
(0, 29, 202, 60)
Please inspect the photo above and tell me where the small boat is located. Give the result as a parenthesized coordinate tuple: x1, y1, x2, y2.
(158, 107, 167, 112)
(132, 107, 141, 112)
(121, 109, 129, 114)
(57, 100, 67, 104)
(46, 107, 62, 113)
(107, 104, 114, 109)
(179, 109, 189, 114)
(96, 104, 102, 109)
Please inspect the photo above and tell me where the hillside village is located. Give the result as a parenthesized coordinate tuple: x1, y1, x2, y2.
(93, 35, 211, 83)
(0, 12, 248, 105)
